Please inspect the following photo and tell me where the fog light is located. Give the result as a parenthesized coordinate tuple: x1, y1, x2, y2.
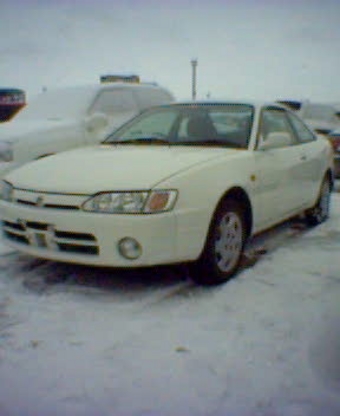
(118, 237, 142, 260)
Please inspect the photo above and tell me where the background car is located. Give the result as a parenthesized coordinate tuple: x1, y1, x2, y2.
(0, 88, 26, 122)
(0, 101, 334, 286)
(277, 100, 340, 172)
(0, 78, 175, 178)
(277, 99, 340, 136)
(276, 99, 303, 112)
(277, 100, 340, 135)
(299, 102, 340, 136)
(327, 129, 340, 178)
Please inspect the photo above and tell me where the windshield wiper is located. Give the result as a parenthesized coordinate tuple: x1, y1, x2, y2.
(107, 136, 171, 145)
(173, 139, 244, 148)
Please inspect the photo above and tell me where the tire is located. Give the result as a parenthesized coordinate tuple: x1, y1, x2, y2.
(190, 199, 247, 286)
(305, 177, 331, 226)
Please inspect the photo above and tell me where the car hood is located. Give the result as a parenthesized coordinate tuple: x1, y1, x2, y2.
(0, 119, 76, 142)
(6, 145, 239, 193)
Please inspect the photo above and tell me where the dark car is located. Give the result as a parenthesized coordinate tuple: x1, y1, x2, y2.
(0, 88, 26, 122)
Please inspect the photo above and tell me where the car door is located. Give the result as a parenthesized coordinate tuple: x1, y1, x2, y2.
(287, 111, 327, 206)
(253, 107, 304, 229)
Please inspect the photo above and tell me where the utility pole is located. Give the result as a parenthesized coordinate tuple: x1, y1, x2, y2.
(191, 59, 198, 101)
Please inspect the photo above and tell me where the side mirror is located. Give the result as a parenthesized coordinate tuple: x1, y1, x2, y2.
(85, 112, 109, 133)
(258, 132, 292, 150)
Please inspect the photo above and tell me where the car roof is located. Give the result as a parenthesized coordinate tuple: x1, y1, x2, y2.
(26, 83, 174, 106)
(154, 100, 288, 110)
(36, 82, 171, 96)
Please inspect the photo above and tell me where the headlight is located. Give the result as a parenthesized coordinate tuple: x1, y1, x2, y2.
(0, 141, 14, 162)
(0, 180, 14, 201)
(82, 190, 177, 214)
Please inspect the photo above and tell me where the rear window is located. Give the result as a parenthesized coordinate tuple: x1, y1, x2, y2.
(135, 88, 174, 110)
(90, 89, 137, 115)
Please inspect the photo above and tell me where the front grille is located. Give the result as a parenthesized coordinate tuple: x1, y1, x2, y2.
(55, 231, 96, 241)
(44, 204, 80, 210)
(17, 199, 36, 207)
(13, 189, 86, 211)
(26, 221, 49, 230)
(3, 220, 25, 231)
(59, 243, 98, 255)
(16, 199, 80, 210)
(4, 230, 29, 245)
(2, 220, 99, 256)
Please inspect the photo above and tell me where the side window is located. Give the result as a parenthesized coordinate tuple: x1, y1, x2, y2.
(89, 89, 137, 116)
(259, 109, 296, 146)
(287, 112, 316, 143)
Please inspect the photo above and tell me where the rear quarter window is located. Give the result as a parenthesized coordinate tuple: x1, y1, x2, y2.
(288, 112, 316, 143)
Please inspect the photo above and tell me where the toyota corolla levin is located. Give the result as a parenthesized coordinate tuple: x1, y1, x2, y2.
(0, 102, 334, 285)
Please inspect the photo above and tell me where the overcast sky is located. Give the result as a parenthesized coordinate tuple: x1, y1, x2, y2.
(1, 0, 340, 102)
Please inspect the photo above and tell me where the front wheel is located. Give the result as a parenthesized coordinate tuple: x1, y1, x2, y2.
(305, 177, 331, 226)
(190, 199, 247, 286)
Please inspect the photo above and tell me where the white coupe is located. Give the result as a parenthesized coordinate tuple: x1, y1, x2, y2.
(0, 101, 334, 285)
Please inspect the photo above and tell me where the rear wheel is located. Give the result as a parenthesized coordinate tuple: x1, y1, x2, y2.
(190, 199, 247, 285)
(305, 177, 331, 226)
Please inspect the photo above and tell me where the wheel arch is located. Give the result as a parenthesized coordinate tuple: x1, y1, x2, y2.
(213, 186, 253, 239)
(190, 186, 253, 285)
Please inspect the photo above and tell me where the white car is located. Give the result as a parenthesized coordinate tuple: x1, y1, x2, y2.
(0, 101, 334, 285)
(0, 81, 174, 178)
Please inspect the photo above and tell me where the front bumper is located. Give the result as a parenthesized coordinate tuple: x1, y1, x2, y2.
(0, 192, 211, 267)
(0, 200, 183, 267)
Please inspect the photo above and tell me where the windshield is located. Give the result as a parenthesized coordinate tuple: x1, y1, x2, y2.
(17, 86, 96, 121)
(105, 104, 254, 148)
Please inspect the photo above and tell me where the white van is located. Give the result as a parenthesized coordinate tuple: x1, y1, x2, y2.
(0, 81, 175, 178)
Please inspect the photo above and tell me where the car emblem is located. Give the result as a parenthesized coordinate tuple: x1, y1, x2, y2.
(36, 196, 44, 207)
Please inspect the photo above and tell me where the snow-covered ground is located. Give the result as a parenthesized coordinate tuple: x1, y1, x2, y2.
(0, 188, 339, 416)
